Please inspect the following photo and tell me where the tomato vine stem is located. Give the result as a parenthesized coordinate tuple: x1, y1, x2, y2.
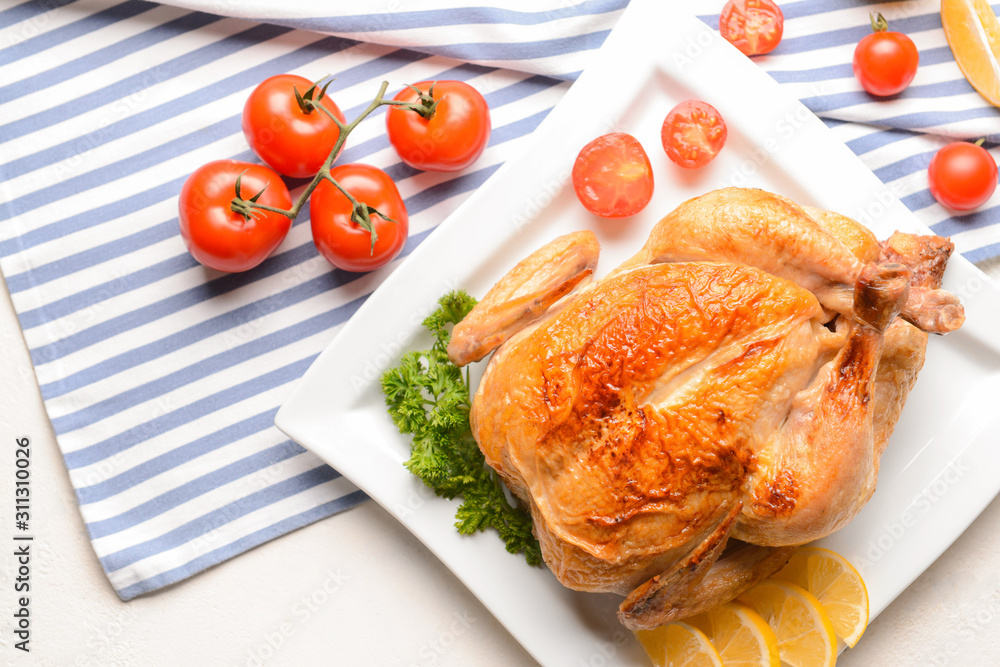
(322, 172, 397, 251)
(234, 79, 416, 254)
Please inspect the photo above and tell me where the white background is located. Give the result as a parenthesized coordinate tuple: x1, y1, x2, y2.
(0, 259, 999, 666)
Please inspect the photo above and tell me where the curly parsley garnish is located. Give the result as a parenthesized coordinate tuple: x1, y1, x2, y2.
(381, 290, 542, 566)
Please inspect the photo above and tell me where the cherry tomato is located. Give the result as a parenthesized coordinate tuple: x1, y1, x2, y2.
(385, 80, 491, 172)
(719, 0, 784, 56)
(571, 133, 654, 218)
(178, 160, 292, 273)
(853, 14, 919, 97)
(661, 100, 728, 169)
(928, 141, 998, 211)
(310, 164, 409, 272)
(242, 74, 346, 178)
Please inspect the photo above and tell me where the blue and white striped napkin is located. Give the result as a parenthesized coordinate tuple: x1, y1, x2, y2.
(1, 0, 997, 600)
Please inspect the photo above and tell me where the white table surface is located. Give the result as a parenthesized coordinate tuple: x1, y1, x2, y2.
(2, 256, 999, 667)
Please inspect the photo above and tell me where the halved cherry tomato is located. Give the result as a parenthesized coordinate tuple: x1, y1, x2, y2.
(571, 133, 654, 218)
(385, 80, 491, 172)
(242, 74, 346, 178)
(310, 164, 409, 272)
(178, 160, 292, 273)
(853, 13, 919, 97)
(928, 141, 998, 211)
(661, 100, 728, 169)
(719, 0, 784, 56)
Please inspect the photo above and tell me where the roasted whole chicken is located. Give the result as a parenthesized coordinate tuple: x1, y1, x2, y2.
(446, 187, 964, 630)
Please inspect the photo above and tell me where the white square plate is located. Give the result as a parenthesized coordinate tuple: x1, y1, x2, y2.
(276, 1, 1000, 663)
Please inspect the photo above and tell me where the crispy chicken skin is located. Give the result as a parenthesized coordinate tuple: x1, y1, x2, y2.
(448, 187, 963, 630)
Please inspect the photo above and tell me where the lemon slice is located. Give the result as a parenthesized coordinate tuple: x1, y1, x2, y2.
(636, 622, 724, 667)
(772, 547, 869, 648)
(738, 580, 837, 667)
(687, 601, 779, 667)
(942, 0, 1000, 106)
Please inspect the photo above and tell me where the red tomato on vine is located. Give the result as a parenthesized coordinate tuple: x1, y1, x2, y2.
(310, 163, 409, 272)
(178, 160, 292, 273)
(242, 74, 346, 178)
(385, 80, 491, 172)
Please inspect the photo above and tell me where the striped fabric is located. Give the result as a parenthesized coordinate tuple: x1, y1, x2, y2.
(0, 0, 997, 600)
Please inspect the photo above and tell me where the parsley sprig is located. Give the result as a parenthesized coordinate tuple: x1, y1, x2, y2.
(381, 291, 542, 566)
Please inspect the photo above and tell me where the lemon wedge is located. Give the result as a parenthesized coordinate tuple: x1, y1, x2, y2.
(738, 579, 837, 667)
(687, 601, 780, 667)
(636, 621, 724, 667)
(942, 0, 1000, 106)
(772, 547, 870, 648)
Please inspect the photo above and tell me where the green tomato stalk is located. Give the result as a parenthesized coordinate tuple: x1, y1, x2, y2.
(229, 78, 433, 254)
